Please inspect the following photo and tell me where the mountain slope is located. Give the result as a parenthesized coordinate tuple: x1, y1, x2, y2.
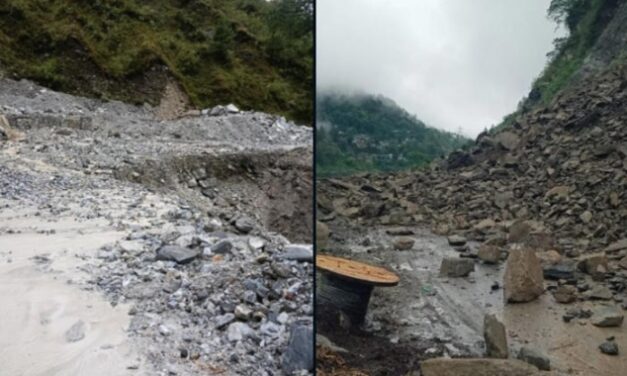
(0, 0, 312, 123)
(495, 0, 626, 131)
(316, 93, 469, 176)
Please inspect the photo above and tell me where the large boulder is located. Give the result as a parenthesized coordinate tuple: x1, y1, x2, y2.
(421, 358, 541, 376)
(504, 245, 544, 303)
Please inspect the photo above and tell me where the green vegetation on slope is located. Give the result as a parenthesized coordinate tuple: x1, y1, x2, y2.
(316, 93, 470, 177)
(0, 0, 312, 123)
(493, 0, 623, 132)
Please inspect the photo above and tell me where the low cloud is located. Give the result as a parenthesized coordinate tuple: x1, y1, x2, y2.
(317, 0, 565, 137)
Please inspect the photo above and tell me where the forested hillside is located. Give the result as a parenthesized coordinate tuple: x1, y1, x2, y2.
(0, 0, 313, 122)
(316, 93, 469, 176)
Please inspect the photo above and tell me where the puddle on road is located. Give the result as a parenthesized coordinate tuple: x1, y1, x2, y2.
(0, 210, 146, 376)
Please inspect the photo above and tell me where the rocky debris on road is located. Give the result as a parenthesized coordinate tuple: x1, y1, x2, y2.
(516, 347, 550, 371)
(503, 246, 544, 303)
(155, 245, 200, 264)
(420, 358, 542, 376)
(483, 314, 508, 359)
(315, 63, 627, 374)
(0, 76, 313, 375)
(282, 324, 314, 374)
(477, 244, 501, 264)
(599, 338, 619, 355)
(591, 305, 624, 327)
(393, 236, 415, 250)
(316, 64, 627, 322)
(440, 257, 475, 277)
(551, 285, 577, 304)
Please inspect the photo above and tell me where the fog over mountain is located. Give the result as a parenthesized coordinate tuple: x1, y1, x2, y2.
(317, 0, 566, 137)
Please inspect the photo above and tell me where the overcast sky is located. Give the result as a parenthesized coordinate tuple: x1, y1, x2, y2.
(317, 0, 565, 137)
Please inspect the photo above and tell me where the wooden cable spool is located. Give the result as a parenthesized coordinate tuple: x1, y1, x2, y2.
(316, 254, 399, 326)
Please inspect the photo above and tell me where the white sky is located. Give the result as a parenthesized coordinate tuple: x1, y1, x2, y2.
(317, 0, 565, 137)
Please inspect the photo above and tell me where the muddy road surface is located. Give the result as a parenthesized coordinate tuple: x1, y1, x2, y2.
(316, 218, 626, 376)
(0, 78, 313, 375)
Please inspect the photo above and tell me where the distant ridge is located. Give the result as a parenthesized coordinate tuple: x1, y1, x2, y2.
(316, 92, 469, 176)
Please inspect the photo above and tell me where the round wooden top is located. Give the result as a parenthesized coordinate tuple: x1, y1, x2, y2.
(316, 254, 399, 286)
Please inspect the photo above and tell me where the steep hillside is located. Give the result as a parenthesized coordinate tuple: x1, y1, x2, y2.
(316, 2, 627, 374)
(496, 0, 627, 131)
(316, 93, 469, 176)
(0, 0, 312, 122)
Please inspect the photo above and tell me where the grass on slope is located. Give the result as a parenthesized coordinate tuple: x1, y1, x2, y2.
(493, 0, 621, 132)
(0, 0, 312, 123)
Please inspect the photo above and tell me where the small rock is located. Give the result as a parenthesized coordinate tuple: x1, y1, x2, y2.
(543, 260, 576, 280)
(552, 285, 577, 304)
(439, 257, 475, 277)
(484, 314, 508, 358)
(280, 244, 313, 262)
(159, 324, 172, 336)
(577, 254, 608, 280)
(260, 321, 282, 338)
(393, 237, 415, 250)
(156, 245, 199, 264)
(65, 320, 86, 343)
(478, 244, 501, 264)
(386, 227, 415, 236)
(211, 239, 233, 255)
(579, 211, 592, 223)
(225, 104, 239, 113)
(588, 285, 613, 300)
(234, 217, 254, 233)
(248, 237, 265, 251)
(599, 340, 619, 355)
(517, 347, 550, 371)
(592, 306, 624, 327)
(227, 322, 253, 342)
(234, 305, 252, 321)
(215, 313, 235, 329)
(447, 235, 467, 247)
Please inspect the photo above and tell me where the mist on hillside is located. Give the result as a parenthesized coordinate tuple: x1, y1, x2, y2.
(317, 0, 566, 137)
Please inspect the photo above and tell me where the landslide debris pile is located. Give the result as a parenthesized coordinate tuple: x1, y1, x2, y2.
(316, 2, 627, 374)
(318, 63, 626, 255)
(0, 77, 313, 375)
